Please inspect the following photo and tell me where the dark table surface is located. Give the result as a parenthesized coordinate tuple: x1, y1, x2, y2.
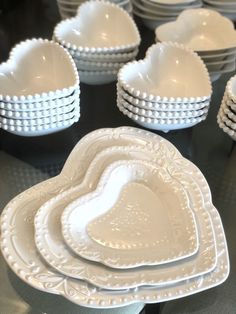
(0, 1, 235, 313)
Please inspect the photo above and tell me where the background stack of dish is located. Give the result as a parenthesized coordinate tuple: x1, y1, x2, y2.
(57, 0, 132, 19)
(217, 75, 236, 140)
(155, 8, 236, 82)
(203, 0, 236, 21)
(54, 1, 140, 85)
(0, 38, 80, 136)
(117, 42, 212, 132)
(132, 0, 203, 30)
(0, 126, 229, 308)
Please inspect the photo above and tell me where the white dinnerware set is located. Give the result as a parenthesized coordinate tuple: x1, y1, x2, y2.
(117, 42, 212, 132)
(132, 0, 203, 30)
(0, 126, 229, 308)
(203, 0, 236, 21)
(155, 8, 236, 82)
(0, 38, 80, 136)
(217, 75, 236, 141)
(57, 0, 132, 20)
(54, 1, 140, 85)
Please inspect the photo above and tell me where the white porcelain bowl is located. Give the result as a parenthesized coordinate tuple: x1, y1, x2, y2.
(117, 101, 207, 132)
(68, 47, 139, 62)
(54, 0, 140, 53)
(117, 94, 209, 118)
(0, 38, 79, 102)
(155, 8, 236, 52)
(118, 42, 212, 102)
(117, 84, 211, 110)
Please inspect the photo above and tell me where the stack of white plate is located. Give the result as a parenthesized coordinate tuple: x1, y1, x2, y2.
(0, 126, 229, 309)
(0, 39, 80, 137)
(217, 75, 236, 140)
(57, 0, 132, 20)
(132, 0, 203, 30)
(155, 8, 236, 82)
(117, 42, 212, 132)
(54, 0, 140, 85)
(203, 0, 236, 21)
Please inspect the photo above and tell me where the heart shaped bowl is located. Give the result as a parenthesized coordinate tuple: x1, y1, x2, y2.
(117, 83, 211, 110)
(54, 0, 140, 53)
(0, 38, 79, 102)
(155, 8, 236, 53)
(117, 101, 207, 132)
(225, 74, 236, 103)
(118, 42, 212, 102)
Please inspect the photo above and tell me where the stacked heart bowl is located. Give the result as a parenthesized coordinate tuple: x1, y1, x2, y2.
(0, 38, 80, 136)
(203, 0, 236, 22)
(57, 0, 132, 20)
(53, 0, 140, 85)
(217, 75, 236, 140)
(0, 126, 229, 308)
(117, 42, 212, 132)
(132, 0, 203, 30)
(155, 8, 236, 82)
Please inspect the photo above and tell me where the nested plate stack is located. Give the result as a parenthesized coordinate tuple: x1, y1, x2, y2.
(117, 42, 212, 132)
(53, 1, 140, 85)
(132, 0, 203, 30)
(155, 8, 236, 82)
(0, 38, 80, 137)
(203, 0, 236, 22)
(0, 126, 229, 309)
(57, 0, 132, 20)
(217, 74, 236, 140)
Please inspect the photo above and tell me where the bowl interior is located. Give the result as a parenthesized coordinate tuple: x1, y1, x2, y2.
(57, 3, 139, 48)
(0, 41, 77, 96)
(121, 45, 211, 97)
(156, 9, 236, 51)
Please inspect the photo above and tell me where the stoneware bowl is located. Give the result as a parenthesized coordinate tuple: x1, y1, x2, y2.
(0, 38, 79, 102)
(54, 0, 140, 53)
(118, 42, 212, 102)
(155, 8, 236, 52)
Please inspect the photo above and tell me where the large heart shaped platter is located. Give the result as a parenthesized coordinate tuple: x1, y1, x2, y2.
(34, 145, 216, 289)
(0, 127, 229, 308)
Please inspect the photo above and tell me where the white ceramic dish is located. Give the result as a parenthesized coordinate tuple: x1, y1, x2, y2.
(0, 114, 80, 137)
(0, 107, 79, 126)
(118, 95, 209, 118)
(225, 74, 236, 103)
(0, 90, 80, 111)
(118, 42, 212, 102)
(0, 127, 229, 308)
(0, 101, 76, 119)
(217, 112, 236, 140)
(54, 1, 140, 53)
(118, 102, 207, 132)
(34, 145, 216, 289)
(133, 8, 175, 30)
(0, 38, 79, 102)
(155, 9, 236, 52)
(117, 84, 211, 110)
(68, 48, 138, 62)
(140, 0, 202, 11)
(74, 58, 125, 71)
(79, 69, 118, 85)
(150, 0, 197, 4)
(218, 107, 236, 130)
(132, 0, 179, 16)
(62, 159, 198, 269)
(221, 101, 236, 123)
